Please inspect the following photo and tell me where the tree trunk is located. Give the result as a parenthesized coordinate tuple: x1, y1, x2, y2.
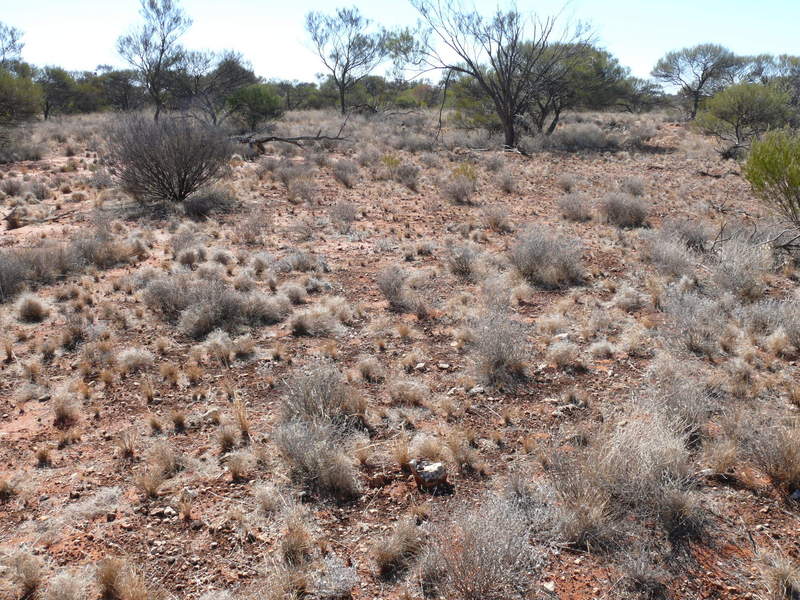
(339, 86, 347, 115)
(502, 116, 516, 149)
(154, 102, 162, 122)
(546, 108, 561, 135)
(690, 93, 700, 119)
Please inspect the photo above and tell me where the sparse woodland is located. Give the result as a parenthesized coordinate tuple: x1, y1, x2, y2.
(2, 2, 800, 600)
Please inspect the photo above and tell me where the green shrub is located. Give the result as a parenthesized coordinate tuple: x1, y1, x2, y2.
(227, 84, 283, 132)
(696, 83, 791, 157)
(0, 69, 41, 126)
(744, 130, 800, 227)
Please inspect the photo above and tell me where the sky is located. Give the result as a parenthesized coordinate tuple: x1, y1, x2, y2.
(4, 0, 800, 82)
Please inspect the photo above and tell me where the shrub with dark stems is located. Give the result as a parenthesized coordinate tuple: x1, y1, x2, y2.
(107, 114, 232, 205)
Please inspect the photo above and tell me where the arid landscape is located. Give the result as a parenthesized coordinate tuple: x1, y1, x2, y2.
(3, 1, 800, 599)
(2, 108, 800, 600)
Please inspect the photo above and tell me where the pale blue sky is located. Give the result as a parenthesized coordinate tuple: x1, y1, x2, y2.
(4, 0, 800, 81)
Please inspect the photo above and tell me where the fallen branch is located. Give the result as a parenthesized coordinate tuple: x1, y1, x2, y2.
(233, 113, 353, 152)
(233, 132, 349, 152)
(696, 169, 740, 179)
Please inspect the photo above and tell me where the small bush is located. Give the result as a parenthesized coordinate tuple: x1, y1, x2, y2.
(329, 201, 358, 233)
(396, 163, 420, 191)
(620, 176, 645, 197)
(281, 364, 362, 428)
(470, 312, 528, 388)
(421, 495, 536, 600)
(443, 175, 476, 205)
(17, 294, 49, 322)
(557, 193, 591, 222)
(332, 159, 359, 188)
(601, 193, 648, 228)
(497, 170, 517, 193)
(107, 114, 232, 204)
(374, 518, 425, 579)
(274, 421, 360, 501)
(748, 424, 800, 493)
(508, 227, 583, 288)
(447, 243, 481, 281)
(184, 187, 236, 220)
(544, 123, 619, 152)
(377, 266, 411, 312)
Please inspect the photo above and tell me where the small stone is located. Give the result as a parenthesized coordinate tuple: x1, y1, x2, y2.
(542, 581, 556, 593)
(414, 362, 426, 371)
(409, 458, 448, 489)
(437, 363, 450, 370)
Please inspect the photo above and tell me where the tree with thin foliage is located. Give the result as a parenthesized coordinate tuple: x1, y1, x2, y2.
(306, 7, 415, 114)
(651, 44, 741, 119)
(0, 22, 24, 69)
(172, 50, 258, 125)
(117, 0, 191, 120)
(411, 0, 591, 149)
